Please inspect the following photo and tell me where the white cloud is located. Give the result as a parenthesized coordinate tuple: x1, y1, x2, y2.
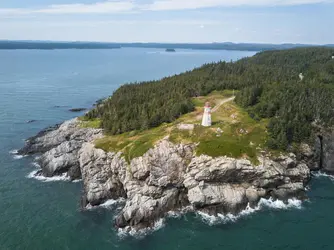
(0, 1, 136, 15)
(146, 0, 334, 11)
(0, 0, 333, 16)
(38, 2, 135, 14)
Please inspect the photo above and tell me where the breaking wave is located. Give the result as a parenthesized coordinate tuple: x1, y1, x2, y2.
(27, 162, 82, 183)
(9, 149, 26, 160)
(9, 149, 18, 154)
(167, 205, 194, 219)
(197, 203, 258, 226)
(85, 198, 125, 210)
(72, 179, 82, 183)
(27, 170, 70, 182)
(258, 198, 302, 210)
(117, 218, 165, 239)
(197, 198, 302, 226)
(312, 171, 334, 181)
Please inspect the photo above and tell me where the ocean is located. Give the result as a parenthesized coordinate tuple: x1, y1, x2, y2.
(1, 48, 334, 250)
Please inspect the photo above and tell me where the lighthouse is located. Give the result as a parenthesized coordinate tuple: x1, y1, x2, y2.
(201, 102, 212, 127)
(299, 73, 304, 81)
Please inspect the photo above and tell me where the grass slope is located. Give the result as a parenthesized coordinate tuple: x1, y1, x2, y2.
(83, 90, 268, 163)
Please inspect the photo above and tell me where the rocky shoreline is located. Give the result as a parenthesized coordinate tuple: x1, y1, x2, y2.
(18, 118, 334, 231)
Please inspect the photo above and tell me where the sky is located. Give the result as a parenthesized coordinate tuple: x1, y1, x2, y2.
(0, 0, 333, 44)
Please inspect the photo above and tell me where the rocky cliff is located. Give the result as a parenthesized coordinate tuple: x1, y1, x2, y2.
(321, 132, 334, 173)
(19, 118, 103, 180)
(298, 130, 334, 173)
(19, 118, 326, 231)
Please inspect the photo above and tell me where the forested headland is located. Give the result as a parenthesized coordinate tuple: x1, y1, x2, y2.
(86, 47, 334, 150)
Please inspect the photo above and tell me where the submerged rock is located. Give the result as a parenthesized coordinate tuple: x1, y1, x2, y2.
(26, 119, 37, 124)
(69, 108, 87, 112)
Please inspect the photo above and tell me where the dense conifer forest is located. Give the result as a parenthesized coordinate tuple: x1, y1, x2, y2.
(86, 47, 334, 150)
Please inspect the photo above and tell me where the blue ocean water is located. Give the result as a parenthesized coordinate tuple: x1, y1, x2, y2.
(1, 48, 334, 250)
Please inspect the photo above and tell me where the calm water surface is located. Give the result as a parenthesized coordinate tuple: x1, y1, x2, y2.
(1, 48, 334, 250)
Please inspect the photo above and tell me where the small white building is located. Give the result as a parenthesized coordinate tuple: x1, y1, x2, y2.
(202, 102, 212, 127)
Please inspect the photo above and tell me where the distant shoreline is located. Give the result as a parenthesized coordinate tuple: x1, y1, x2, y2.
(1, 40, 333, 51)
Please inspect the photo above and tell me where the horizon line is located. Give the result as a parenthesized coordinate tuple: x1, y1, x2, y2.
(1, 39, 333, 46)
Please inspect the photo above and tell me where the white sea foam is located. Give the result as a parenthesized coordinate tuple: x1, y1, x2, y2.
(117, 218, 165, 239)
(9, 149, 26, 159)
(31, 162, 40, 168)
(28, 161, 82, 183)
(72, 179, 82, 183)
(9, 149, 18, 154)
(85, 198, 125, 210)
(257, 198, 302, 210)
(197, 203, 258, 226)
(167, 205, 194, 218)
(167, 211, 182, 218)
(197, 198, 302, 226)
(13, 155, 25, 159)
(312, 171, 334, 181)
(26, 170, 70, 182)
(100, 199, 119, 208)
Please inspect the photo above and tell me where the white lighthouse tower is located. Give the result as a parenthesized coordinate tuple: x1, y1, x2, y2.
(201, 102, 212, 127)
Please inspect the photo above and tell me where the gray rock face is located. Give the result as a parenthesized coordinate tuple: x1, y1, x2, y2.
(183, 155, 309, 215)
(79, 143, 127, 205)
(20, 119, 315, 231)
(300, 132, 334, 173)
(299, 139, 322, 171)
(322, 132, 334, 173)
(38, 140, 82, 177)
(76, 140, 310, 230)
(20, 118, 103, 180)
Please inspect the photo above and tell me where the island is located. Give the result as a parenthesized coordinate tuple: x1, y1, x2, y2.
(18, 47, 334, 233)
(165, 48, 176, 52)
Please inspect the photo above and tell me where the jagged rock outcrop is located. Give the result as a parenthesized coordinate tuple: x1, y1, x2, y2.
(77, 140, 310, 230)
(19, 119, 315, 231)
(19, 118, 103, 179)
(183, 155, 309, 214)
(298, 139, 322, 171)
(298, 131, 334, 173)
(321, 132, 334, 173)
(79, 143, 127, 206)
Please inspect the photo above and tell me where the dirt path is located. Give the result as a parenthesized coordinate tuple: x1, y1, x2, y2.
(211, 96, 235, 113)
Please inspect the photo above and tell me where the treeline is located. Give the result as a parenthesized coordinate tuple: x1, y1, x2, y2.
(86, 47, 334, 149)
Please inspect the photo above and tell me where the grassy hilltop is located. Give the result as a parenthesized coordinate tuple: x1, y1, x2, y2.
(82, 47, 334, 161)
(81, 90, 267, 164)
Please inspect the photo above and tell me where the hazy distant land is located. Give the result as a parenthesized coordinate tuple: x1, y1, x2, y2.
(1, 40, 333, 51)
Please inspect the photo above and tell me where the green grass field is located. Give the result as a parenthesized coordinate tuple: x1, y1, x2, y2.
(89, 90, 269, 164)
(78, 117, 101, 129)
